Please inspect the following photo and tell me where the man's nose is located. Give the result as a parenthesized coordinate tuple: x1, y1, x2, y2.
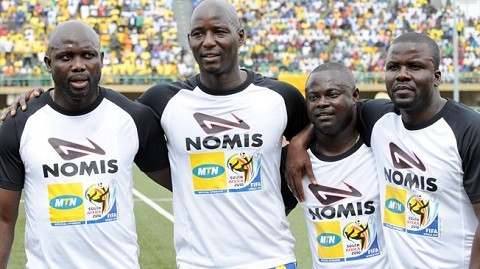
(396, 66, 411, 80)
(202, 32, 216, 47)
(72, 56, 86, 71)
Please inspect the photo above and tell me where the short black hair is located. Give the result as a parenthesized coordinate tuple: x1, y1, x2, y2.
(309, 62, 355, 89)
(388, 32, 440, 70)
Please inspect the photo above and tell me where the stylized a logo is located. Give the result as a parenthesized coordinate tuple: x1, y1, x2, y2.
(309, 181, 362, 205)
(389, 142, 426, 171)
(48, 138, 106, 160)
(193, 112, 250, 134)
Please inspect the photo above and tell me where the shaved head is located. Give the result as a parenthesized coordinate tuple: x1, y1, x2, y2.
(48, 20, 100, 56)
(191, 0, 241, 29)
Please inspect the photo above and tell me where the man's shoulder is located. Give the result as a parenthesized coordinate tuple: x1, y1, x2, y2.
(444, 100, 480, 132)
(145, 77, 196, 95)
(250, 71, 300, 93)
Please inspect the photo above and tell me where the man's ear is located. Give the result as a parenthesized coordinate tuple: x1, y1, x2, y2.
(434, 70, 441, 87)
(237, 28, 245, 45)
(352, 87, 360, 102)
(100, 51, 104, 68)
(44, 55, 52, 73)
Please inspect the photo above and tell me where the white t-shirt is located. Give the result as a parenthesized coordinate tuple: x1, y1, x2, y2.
(358, 99, 480, 268)
(297, 141, 389, 268)
(0, 88, 169, 268)
(138, 69, 309, 268)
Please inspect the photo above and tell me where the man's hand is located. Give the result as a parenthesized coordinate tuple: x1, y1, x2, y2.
(285, 124, 316, 202)
(1, 88, 44, 121)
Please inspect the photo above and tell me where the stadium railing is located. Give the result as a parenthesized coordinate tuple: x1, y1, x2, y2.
(1, 72, 479, 87)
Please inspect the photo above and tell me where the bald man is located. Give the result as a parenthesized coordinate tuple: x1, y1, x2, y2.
(4, 1, 309, 267)
(0, 21, 170, 268)
(137, 0, 308, 267)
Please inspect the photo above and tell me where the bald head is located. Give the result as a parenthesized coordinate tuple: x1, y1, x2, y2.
(191, 0, 240, 29)
(48, 20, 100, 55)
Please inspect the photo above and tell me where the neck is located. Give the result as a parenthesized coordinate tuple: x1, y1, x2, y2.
(314, 128, 360, 157)
(51, 88, 99, 111)
(199, 69, 247, 91)
(401, 95, 447, 125)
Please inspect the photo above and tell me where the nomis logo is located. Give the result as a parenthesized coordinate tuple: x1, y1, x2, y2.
(389, 143, 426, 171)
(194, 112, 250, 134)
(309, 181, 362, 205)
(49, 138, 106, 160)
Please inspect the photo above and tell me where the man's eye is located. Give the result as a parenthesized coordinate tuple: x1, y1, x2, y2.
(84, 53, 94, 59)
(191, 32, 203, 38)
(328, 93, 339, 98)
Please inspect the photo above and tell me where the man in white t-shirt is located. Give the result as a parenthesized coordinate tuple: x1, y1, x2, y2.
(282, 62, 389, 268)
(286, 32, 480, 268)
(0, 20, 170, 269)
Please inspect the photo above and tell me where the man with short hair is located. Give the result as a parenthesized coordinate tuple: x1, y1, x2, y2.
(286, 32, 480, 268)
(282, 62, 389, 268)
(0, 20, 170, 268)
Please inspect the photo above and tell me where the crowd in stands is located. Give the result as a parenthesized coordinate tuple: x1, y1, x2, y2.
(228, 0, 480, 81)
(0, 0, 479, 85)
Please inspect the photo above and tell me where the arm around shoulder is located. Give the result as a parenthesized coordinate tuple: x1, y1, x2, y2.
(146, 166, 172, 192)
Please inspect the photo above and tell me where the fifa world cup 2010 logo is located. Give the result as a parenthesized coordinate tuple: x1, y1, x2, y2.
(343, 219, 372, 250)
(227, 152, 254, 183)
(407, 194, 430, 226)
(85, 182, 110, 213)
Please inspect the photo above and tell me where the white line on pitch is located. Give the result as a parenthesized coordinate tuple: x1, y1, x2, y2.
(133, 188, 174, 223)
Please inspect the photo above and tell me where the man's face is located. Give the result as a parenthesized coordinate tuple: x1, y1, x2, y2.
(188, 6, 244, 76)
(45, 35, 103, 103)
(306, 70, 358, 136)
(385, 42, 441, 111)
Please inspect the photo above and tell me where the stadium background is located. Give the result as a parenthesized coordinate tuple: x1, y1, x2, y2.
(0, 0, 479, 105)
(3, 0, 480, 268)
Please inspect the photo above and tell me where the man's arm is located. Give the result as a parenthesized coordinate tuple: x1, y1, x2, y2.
(470, 203, 480, 269)
(285, 123, 316, 202)
(0, 189, 21, 269)
(1, 88, 44, 121)
(146, 167, 172, 192)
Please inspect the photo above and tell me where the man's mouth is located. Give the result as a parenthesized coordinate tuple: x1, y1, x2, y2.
(70, 76, 89, 88)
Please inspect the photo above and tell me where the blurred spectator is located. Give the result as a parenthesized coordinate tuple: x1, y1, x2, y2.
(0, 0, 479, 84)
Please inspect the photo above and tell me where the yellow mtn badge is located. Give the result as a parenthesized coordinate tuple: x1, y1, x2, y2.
(190, 152, 227, 194)
(316, 221, 344, 262)
(48, 183, 85, 226)
(384, 185, 407, 230)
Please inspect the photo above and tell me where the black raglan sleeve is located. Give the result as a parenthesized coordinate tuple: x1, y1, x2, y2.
(356, 99, 396, 146)
(259, 77, 309, 140)
(445, 103, 480, 204)
(0, 117, 25, 191)
(105, 89, 170, 172)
